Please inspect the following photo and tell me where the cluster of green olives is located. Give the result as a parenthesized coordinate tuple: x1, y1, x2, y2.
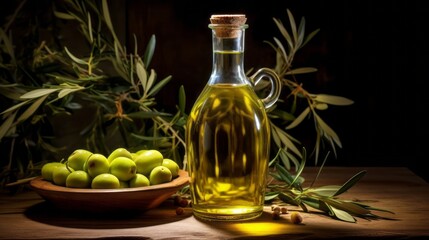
(41, 148, 180, 189)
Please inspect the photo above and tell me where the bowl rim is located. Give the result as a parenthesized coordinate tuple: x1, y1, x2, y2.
(30, 169, 189, 193)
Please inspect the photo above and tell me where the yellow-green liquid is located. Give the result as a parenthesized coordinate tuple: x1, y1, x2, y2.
(186, 84, 270, 221)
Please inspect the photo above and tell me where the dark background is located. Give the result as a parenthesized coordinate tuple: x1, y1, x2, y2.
(124, 0, 429, 182)
(1, 0, 428, 182)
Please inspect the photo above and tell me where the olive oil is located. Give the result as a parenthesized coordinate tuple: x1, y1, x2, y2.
(186, 14, 280, 221)
(187, 84, 270, 220)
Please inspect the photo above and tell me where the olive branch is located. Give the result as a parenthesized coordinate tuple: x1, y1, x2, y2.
(259, 9, 394, 222)
(260, 9, 354, 170)
(265, 149, 395, 222)
(0, 0, 186, 187)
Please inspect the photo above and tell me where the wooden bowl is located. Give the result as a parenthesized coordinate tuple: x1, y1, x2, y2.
(30, 170, 189, 214)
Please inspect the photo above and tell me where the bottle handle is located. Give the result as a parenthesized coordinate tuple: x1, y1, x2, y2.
(250, 68, 282, 109)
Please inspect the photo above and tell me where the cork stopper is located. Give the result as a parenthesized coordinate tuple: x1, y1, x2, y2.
(210, 14, 247, 26)
(209, 14, 247, 38)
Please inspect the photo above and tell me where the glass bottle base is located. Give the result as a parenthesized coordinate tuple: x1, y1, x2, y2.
(192, 205, 263, 221)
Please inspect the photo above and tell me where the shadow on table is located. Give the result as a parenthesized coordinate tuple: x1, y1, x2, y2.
(194, 210, 408, 240)
(194, 211, 314, 239)
(24, 200, 192, 229)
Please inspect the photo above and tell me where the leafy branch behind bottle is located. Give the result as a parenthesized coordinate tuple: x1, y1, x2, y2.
(259, 9, 394, 222)
(258, 9, 354, 170)
(0, 0, 187, 186)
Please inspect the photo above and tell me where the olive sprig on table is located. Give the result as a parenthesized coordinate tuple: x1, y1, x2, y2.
(265, 149, 395, 223)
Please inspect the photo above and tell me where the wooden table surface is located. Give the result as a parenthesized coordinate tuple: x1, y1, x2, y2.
(1, 167, 428, 239)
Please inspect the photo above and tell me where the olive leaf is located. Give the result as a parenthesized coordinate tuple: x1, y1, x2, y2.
(0, 99, 31, 115)
(314, 111, 342, 148)
(178, 85, 186, 115)
(333, 170, 367, 196)
(146, 69, 156, 94)
(58, 88, 83, 98)
(0, 111, 17, 140)
(87, 12, 94, 44)
(271, 123, 302, 157)
(102, 0, 123, 55)
(0, 84, 26, 100)
(305, 185, 341, 197)
(20, 88, 59, 99)
(273, 18, 293, 50)
(16, 95, 49, 123)
(285, 67, 317, 75)
(312, 94, 354, 106)
(287, 9, 298, 44)
(301, 28, 320, 48)
(136, 60, 147, 90)
(144, 35, 156, 68)
(53, 10, 75, 20)
(286, 106, 310, 130)
(147, 75, 172, 97)
(130, 133, 172, 141)
(0, 28, 16, 63)
(268, 109, 295, 121)
(64, 47, 88, 65)
(273, 37, 288, 64)
(126, 111, 171, 119)
(325, 203, 356, 222)
(264, 191, 279, 202)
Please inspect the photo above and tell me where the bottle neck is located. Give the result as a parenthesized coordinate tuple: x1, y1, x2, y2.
(208, 25, 248, 85)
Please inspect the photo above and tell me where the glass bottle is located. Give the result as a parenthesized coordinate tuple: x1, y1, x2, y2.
(186, 14, 281, 221)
